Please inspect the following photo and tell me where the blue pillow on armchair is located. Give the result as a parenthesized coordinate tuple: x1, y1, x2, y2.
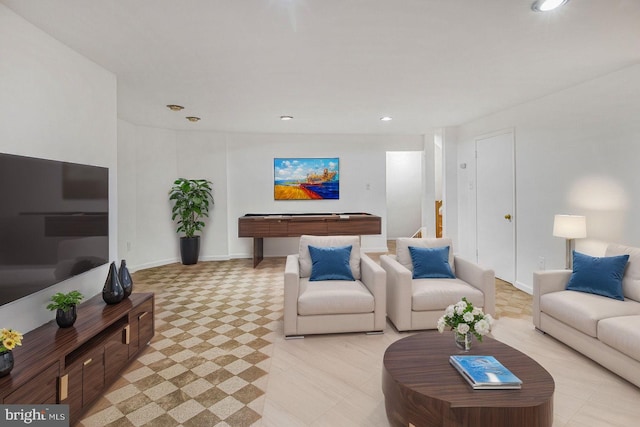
(408, 245, 455, 279)
(566, 251, 629, 300)
(308, 245, 355, 281)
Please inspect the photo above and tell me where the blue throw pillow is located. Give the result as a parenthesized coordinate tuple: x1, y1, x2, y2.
(308, 245, 355, 281)
(566, 251, 629, 300)
(409, 246, 455, 279)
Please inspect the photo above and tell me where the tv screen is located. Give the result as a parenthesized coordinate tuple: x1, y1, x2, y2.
(0, 153, 109, 306)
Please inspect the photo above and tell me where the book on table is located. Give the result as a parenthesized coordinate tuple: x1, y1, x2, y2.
(449, 355, 523, 390)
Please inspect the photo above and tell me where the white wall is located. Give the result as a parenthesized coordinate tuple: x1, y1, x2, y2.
(386, 151, 423, 238)
(454, 64, 640, 293)
(176, 131, 229, 261)
(0, 5, 117, 332)
(117, 128, 424, 269)
(226, 133, 423, 257)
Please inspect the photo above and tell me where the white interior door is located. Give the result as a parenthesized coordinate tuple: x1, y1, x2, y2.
(476, 131, 515, 283)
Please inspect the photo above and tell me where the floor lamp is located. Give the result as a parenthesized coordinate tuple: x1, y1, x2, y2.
(553, 215, 587, 270)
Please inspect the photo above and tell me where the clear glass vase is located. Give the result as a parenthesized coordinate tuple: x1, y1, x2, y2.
(454, 331, 473, 351)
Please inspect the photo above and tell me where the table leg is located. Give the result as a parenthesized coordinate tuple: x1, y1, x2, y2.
(253, 237, 264, 267)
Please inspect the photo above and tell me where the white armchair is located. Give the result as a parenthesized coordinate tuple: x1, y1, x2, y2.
(380, 237, 495, 332)
(284, 235, 386, 338)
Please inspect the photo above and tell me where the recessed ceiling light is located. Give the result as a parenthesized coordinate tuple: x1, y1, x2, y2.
(280, 115, 293, 121)
(531, 0, 569, 12)
(166, 104, 184, 111)
(380, 116, 393, 122)
(186, 116, 200, 122)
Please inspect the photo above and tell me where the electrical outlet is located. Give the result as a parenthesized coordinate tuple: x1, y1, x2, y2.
(537, 256, 545, 270)
(126, 241, 132, 252)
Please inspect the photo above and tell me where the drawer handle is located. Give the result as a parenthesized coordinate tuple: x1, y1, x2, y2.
(59, 374, 68, 401)
(139, 312, 148, 320)
(83, 358, 92, 366)
(123, 324, 131, 344)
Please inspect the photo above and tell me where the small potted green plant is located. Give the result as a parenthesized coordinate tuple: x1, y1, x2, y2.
(169, 178, 214, 265)
(47, 290, 84, 328)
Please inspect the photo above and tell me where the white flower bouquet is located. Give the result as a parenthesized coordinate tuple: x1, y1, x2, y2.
(437, 297, 493, 341)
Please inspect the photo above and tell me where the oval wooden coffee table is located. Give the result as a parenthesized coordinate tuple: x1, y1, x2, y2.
(382, 331, 554, 427)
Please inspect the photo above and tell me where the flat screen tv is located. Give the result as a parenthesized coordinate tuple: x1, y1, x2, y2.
(0, 153, 109, 306)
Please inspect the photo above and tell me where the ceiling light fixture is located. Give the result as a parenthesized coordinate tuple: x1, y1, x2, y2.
(166, 104, 184, 111)
(531, 0, 569, 12)
(380, 116, 393, 122)
(186, 116, 200, 122)
(280, 115, 293, 121)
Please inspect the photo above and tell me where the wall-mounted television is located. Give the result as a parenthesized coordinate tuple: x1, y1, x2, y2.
(0, 153, 109, 306)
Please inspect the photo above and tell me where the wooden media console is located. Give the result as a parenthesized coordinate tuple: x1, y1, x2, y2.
(0, 293, 154, 424)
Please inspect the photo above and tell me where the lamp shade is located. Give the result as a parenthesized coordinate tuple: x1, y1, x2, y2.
(553, 215, 587, 239)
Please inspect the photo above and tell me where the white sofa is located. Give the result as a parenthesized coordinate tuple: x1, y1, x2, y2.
(380, 237, 495, 332)
(533, 243, 640, 387)
(284, 235, 386, 337)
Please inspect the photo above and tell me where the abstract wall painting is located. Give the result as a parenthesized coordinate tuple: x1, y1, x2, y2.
(274, 157, 339, 200)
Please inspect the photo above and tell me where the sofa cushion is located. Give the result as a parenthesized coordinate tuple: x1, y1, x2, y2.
(566, 251, 629, 301)
(397, 237, 455, 275)
(540, 290, 640, 337)
(597, 315, 640, 361)
(297, 278, 374, 315)
(308, 245, 355, 281)
(411, 278, 483, 311)
(409, 246, 455, 279)
(299, 235, 361, 280)
(606, 244, 640, 302)
(598, 315, 640, 360)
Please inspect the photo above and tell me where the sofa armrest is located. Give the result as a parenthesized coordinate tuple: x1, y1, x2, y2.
(361, 252, 387, 331)
(380, 254, 413, 331)
(533, 269, 571, 329)
(454, 256, 496, 316)
(284, 254, 301, 336)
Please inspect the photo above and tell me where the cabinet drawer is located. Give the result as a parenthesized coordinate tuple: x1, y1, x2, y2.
(81, 346, 105, 406)
(105, 326, 130, 384)
(3, 363, 59, 404)
(129, 299, 154, 357)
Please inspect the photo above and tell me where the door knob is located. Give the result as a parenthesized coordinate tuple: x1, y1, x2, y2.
(504, 214, 512, 221)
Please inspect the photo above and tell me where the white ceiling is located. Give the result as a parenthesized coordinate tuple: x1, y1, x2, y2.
(2, 0, 640, 135)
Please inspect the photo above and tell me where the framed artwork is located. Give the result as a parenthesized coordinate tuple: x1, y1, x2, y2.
(274, 157, 339, 200)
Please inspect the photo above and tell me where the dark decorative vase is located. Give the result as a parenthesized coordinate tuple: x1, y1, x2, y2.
(180, 236, 200, 265)
(102, 262, 125, 304)
(56, 305, 77, 328)
(0, 350, 14, 377)
(118, 259, 133, 299)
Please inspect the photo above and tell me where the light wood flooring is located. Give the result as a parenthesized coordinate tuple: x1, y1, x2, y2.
(262, 249, 640, 427)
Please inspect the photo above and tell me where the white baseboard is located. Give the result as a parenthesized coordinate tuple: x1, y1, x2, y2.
(514, 280, 533, 295)
(129, 258, 178, 273)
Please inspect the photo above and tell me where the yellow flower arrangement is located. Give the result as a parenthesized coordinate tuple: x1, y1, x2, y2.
(0, 328, 23, 352)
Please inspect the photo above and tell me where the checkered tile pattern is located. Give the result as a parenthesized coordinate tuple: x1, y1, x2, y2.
(79, 258, 283, 427)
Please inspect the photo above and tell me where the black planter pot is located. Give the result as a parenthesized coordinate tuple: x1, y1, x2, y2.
(180, 236, 201, 265)
(56, 305, 77, 328)
(0, 350, 14, 377)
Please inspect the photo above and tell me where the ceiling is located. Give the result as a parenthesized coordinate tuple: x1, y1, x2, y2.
(2, 0, 640, 135)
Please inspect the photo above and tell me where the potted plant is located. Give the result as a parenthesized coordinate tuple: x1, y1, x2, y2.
(47, 290, 84, 328)
(169, 178, 214, 265)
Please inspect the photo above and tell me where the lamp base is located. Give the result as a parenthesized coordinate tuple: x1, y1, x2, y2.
(565, 239, 574, 270)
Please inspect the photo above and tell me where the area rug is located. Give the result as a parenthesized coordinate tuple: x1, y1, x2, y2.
(79, 258, 284, 427)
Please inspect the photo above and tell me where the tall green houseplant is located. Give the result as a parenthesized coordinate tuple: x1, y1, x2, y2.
(169, 178, 214, 265)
